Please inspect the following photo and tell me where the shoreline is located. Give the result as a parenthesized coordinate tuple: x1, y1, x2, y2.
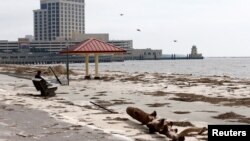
(1, 65, 250, 140)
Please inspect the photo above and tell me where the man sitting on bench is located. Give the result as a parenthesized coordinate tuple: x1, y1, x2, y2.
(33, 70, 57, 96)
(35, 70, 52, 85)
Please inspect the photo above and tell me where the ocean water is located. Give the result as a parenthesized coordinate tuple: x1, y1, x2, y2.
(69, 58, 250, 79)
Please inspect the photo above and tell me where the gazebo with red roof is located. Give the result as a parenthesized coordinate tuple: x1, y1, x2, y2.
(60, 38, 126, 79)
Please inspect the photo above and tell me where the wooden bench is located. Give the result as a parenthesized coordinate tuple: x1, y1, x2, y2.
(32, 78, 57, 97)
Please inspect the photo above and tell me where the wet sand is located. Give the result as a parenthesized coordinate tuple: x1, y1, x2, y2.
(0, 104, 130, 141)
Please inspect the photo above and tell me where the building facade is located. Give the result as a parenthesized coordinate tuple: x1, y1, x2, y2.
(0, 39, 131, 64)
(0, 39, 165, 63)
(34, 0, 85, 41)
(0, 39, 133, 54)
(108, 40, 133, 51)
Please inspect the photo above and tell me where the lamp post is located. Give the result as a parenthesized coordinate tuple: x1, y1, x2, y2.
(65, 38, 69, 85)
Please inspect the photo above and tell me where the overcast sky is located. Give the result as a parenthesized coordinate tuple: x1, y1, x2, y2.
(0, 0, 250, 57)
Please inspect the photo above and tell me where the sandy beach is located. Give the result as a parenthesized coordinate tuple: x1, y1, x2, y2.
(0, 64, 250, 141)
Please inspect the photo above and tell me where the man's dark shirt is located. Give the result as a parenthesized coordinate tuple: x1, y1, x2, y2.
(35, 74, 42, 79)
(35, 74, 46, 82)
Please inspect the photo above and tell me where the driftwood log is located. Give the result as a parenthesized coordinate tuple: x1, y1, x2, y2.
(126, 106, 157, 125)
(126, 107, 207, 141)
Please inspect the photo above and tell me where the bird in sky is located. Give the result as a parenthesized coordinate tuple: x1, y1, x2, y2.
(174, 40, 177, 42)
(137, 29, 141, 32)
(120, 13, 124, 16)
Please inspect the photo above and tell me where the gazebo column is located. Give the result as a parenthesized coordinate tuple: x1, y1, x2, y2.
(94, 54, 100, 79)
(85, 53, 91, 79)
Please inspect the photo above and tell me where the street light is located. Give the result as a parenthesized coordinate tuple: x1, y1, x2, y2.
(65, 38, 69, 85)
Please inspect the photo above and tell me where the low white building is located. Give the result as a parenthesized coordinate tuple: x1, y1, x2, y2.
(125, 48, 162, 60)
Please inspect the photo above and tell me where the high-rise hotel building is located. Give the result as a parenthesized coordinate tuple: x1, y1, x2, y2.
(34, 0, 85, 41)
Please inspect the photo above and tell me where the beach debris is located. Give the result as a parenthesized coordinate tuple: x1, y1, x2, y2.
(169, 93, 250, 107)
(159, 126, 207, 141)
(100, 76, 115, 81)
(104, 117, 129, 122)
(120, 74, 148, 83)
(90, 97, 100, 100)
(173, 111, 191, 115)
(212, 112, 250, 124)
(146, 118, 165, 133)
(126, 106, 207, 140)
(58, 100, 74, 106)
(62, 125, 83, 130)
(90, 101, 117, 114)
(42, 123, 59, 128)
(5, 108, 15, 111)
(146, 102, 170, 107)
(47, 105, 66, 109)
(16, 132, 33, 138)
(113, 117, 129, 121)
(1, 64, 76, 76)
(213, 112, 245, 119)
(42, 131, 63, 135)
(111, 99, 135, 105)
(0, 105, 7, 109)
(126, 107, 157, 125)
(172, 121, 194, 127)
(143, 91, 170, 97)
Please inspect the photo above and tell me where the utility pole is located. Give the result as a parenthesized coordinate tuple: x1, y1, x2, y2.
(66, 38, 69, 85)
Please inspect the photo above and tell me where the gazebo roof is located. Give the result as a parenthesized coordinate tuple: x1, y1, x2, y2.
(60, 38, 126, 54)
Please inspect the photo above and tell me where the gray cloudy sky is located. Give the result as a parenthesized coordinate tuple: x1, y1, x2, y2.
(0, 0, 250, 57)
